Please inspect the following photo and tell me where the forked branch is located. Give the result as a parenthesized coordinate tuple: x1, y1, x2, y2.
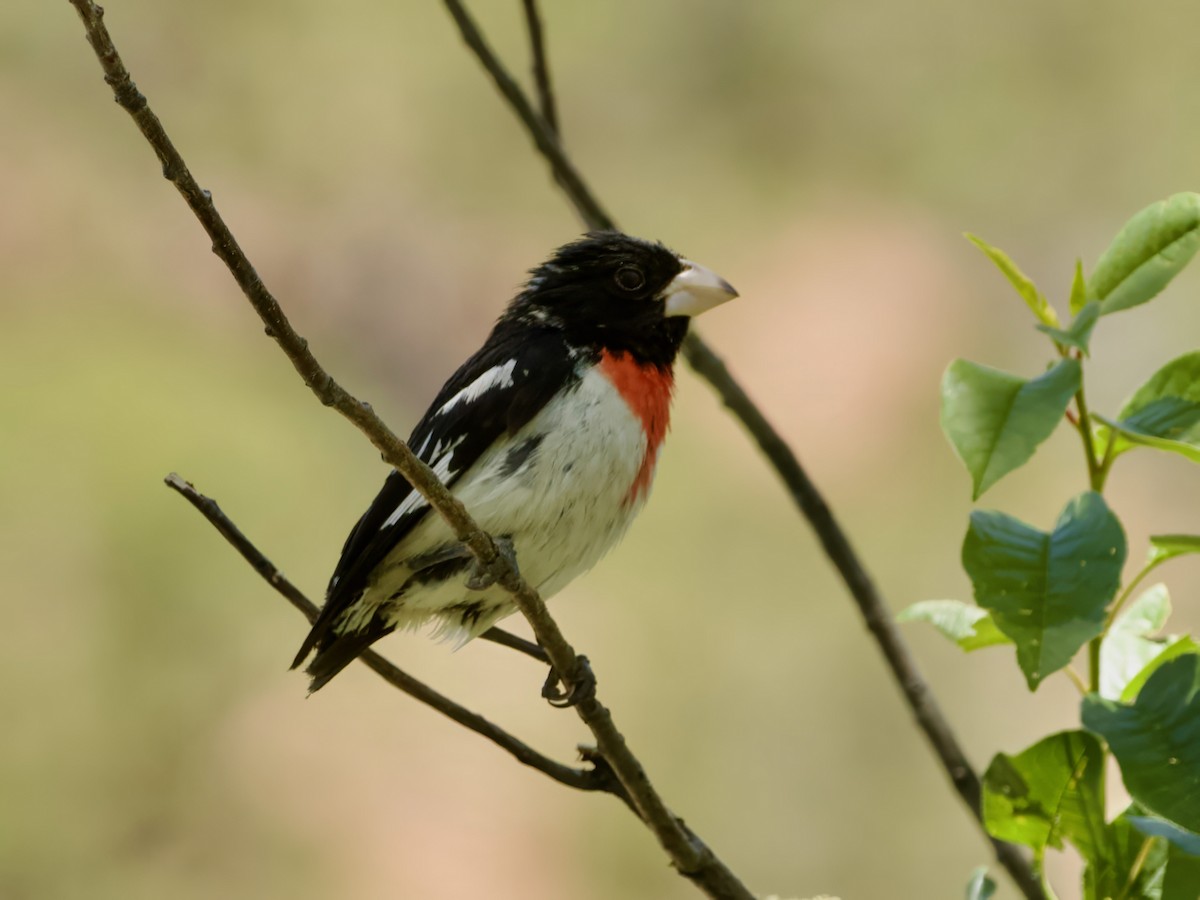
(163, 472, 618, 800)
(448, 1, 1045, 897)
(68, 2, 753, 896)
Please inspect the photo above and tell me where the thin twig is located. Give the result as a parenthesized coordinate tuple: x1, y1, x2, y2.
(480, 626, 549, 663)
(442, 0, 614, 232)
(448, 4, 1046, 898)
(521, 0, 558, 135)
(519, 0, 582, 225)
(163, 473, 622, 800)
(68, 5, 751, 897)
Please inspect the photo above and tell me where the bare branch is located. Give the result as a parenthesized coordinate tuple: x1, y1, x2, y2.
(521, 0, 559, 135)
(479, 626, 549, 663)
(442, 0, 614, 232)
(453, 4, 1046, 898)
(163, 473, 620, 799)
(69, 4, 753, 896)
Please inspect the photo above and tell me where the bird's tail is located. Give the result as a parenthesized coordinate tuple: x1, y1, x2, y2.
(294, 618, 394, 694)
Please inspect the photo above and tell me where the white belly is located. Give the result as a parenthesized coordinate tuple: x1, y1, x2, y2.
(361, 366, 654, 643)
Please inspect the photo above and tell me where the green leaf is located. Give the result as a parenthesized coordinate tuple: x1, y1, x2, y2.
(941, 358, 1081, 499)
(1126, 812, 1200, 900)
(1100, 352, 1200, 465)
(1089, 192, 1200, 315)
(1070, 258, 1090, 316)
(965, 866, 996, 900)
(1113, 583, 1173, 635)
(1101, 585, 1178, 701)
(1100, 415, 1200, 465)
(1130, 815, 1200, 857)
(1149, 534, 1200, 567)
(1120, 351, 1200, 435)
(964, 491, 1126, 689)
(966, 233, 1060, 327)
(896, 600, 1011, 651)
(1036, 301, 1100, 355)
(982, 730, 1107, 859)
(1121, 638, 1200, 702)
(1083, 812, 1168, 900)
(1082, 654, 1200, 832)
(1165, 847, 1200, 900)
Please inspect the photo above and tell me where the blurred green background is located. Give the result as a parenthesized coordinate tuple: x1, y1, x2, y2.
(5, 2, 1200, 898)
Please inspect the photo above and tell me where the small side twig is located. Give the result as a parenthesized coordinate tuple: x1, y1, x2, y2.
(480, 626, 549, 663)
(520, 0, 558, 135)
(447, 4, 1045, 899)
(442, 0, 613, 231)
(163, 473, 621, 801)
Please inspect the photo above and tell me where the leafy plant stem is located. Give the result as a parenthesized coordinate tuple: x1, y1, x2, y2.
(1041, 868, 1062, 900)
(1075, 367, 1112, 697)
(1097, 430, 1117, 491)
(1115, 835, 1156, 900)
(1073, 377, 1104, 492)
(1088, 638, 1101, 694)
(1064, 665, 1088, 695)
(1032, 849, 1060, 900)
(1102, 559, 1164, 634)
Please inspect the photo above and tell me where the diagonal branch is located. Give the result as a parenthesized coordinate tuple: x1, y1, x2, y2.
(520, 0, 559, 135)
(453, 2, 1046, 898)
(68, 3, 753, 897)
(443, 0, 614, 231)
(163, 472, 620, 800)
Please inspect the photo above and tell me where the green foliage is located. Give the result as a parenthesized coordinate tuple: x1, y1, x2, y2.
(963, 493, 1125, 689)
(941, 358, 1080, 499)
(1036, 301, 1100, 355)
(896, 599, 1010, 651)
(1088, 192, 1200, 315)
(1098, 352, 1200, 465)
(1148, 534, 1200, 567)
(1069, 259, 1090, 316)
(1083, 655, 1200, 832)
(982, 730, 1106, 856)
(1129, 817, 1200, 900)
(1120, 638, 1200, 703)
(964, 866, 996, 900)
(1099, 584, 1184, 700)
(1082, 812, 1169, 900)
(1129, 816, 1200, 857)
(966, 233, 1059, 327)
(901, 194, 1200, 898)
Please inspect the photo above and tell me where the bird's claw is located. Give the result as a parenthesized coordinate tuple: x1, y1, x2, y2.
(465, 536, 518, 590)
(542, 655, 595, 708)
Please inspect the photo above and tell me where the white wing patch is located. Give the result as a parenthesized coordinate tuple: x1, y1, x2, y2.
(381, 452, 455, 529)
(434, 360, 517, 417)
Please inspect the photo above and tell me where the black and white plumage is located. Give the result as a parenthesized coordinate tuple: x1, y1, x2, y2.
(293, 232, 737, 691)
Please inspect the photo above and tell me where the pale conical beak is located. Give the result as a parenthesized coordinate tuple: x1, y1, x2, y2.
(662, 260, 739, 318)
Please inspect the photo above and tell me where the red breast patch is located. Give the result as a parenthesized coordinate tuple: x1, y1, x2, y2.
(599, 350, 675, 505)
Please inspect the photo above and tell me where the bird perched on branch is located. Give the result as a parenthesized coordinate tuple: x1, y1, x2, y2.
(293, 231, 737, 693)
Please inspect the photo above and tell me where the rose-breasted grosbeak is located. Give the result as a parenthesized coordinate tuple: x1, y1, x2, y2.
(293, 231, 737, 692)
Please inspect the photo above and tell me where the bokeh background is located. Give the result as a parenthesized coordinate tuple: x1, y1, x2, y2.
(5, 2, 1200, 898)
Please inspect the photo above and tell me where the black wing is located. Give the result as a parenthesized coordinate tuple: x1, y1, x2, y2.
(292, 323, 578, 668)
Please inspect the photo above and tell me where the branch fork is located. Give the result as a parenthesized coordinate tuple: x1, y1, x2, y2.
(69, 1, 1044, 897)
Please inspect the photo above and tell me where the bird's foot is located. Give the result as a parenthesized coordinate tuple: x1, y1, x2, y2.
(465, 536, 518, 590)
(542, 655, 595, 708)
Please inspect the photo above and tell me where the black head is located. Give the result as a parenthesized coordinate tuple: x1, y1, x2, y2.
(505, 232, 736, 368)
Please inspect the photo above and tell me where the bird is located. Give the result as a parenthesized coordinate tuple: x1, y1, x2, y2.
(292, 231, 737, 693)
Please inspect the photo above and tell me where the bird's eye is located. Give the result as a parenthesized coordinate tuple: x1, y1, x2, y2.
(614, 266, 646, 292)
